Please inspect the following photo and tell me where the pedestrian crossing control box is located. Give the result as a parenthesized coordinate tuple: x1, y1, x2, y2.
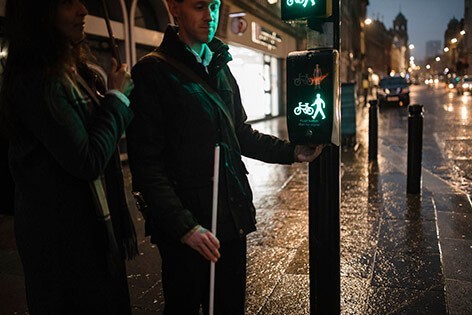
(286, 49, 340, 145)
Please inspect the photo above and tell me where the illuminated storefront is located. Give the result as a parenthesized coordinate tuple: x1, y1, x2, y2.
(223, 4, 297, 121)
(228, 45, 281, 121)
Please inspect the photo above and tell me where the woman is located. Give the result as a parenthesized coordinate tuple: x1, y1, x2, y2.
(0, 0, 138, 313)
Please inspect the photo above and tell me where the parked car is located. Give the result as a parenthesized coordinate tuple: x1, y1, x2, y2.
(456, 76, 472, 95)
(377, 76, 410, 107)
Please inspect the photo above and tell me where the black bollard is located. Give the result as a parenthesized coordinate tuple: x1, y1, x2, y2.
(368, 100, 379, 161)
(309, 145, 340, 315)
(407, 104, 424, 194)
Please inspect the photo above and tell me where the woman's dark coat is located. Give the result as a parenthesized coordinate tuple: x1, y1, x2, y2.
(9, 67, 134, 314)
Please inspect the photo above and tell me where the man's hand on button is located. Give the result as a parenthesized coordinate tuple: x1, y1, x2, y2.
(182, 225, 221, 262)
(294, 144, 325, 163)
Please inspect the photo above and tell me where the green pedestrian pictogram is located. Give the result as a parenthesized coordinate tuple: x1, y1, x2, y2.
(311, 93, 326, 120)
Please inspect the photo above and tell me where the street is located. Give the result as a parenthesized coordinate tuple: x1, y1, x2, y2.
(0, 83, 471, 314)
(378, 83, 471, 195)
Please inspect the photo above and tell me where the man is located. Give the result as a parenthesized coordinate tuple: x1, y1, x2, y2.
(126, 0, 323, 313)
(362, 75, 369, 106)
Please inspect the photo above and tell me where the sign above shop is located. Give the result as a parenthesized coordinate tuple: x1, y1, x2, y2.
(251, 22, 282, 51)
(231, 17, 248, 35)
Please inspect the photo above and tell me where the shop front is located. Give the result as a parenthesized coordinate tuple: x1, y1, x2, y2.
(48, 0, 297, 122)
(222, 4, 297, 121)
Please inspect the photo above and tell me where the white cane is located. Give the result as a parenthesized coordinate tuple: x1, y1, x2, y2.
(209, 144, 220, 315)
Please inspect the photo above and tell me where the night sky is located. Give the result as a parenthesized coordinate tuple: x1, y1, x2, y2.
(367, 0, 464, 61)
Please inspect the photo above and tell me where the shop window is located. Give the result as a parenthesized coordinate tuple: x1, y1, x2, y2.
(135, 0, 169, 32)
(228, 44, 281, 121)
(83, 0, 124, 22)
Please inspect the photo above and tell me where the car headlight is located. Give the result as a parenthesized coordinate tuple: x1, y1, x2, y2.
(385, 88, 391, 94)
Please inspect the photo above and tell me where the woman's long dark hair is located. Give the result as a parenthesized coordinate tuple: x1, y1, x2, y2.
(0, 0, 88, 139)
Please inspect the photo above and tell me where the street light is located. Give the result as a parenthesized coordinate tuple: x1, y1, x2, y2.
(409, 44, 415, 50)
(436, 57, 441, 62)
(444, 47, 450, 52)
(451, 38, 458, 44)
(365, 18, 372, 25)
(460, 30, 466, 36)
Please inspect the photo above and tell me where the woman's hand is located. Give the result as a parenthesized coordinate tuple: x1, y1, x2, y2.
(107, 58, 134, 96)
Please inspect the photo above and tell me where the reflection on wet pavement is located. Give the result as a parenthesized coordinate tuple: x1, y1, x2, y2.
(1, 89, 470, 314)
(242, 111, 450, 314)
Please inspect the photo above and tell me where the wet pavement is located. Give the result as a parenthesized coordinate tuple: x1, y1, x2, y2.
(1, 85, 471, 314)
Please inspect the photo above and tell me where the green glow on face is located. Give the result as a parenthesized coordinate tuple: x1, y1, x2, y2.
(293, 93, 326, 120)
(286, 0, 316, 8)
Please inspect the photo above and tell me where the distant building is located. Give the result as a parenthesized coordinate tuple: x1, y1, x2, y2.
(364, 19, 393, 78)
(340, 0, 369, 85)
(390, 12, 409, 74)
(443, 17, 467, 75)
(425, 40, 442, 59)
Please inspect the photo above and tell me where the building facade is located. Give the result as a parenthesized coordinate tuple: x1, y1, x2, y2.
(339, 0, 368, 86)
(426, 40, 442, 59)
(390, 12, 408, 75)
(364, 19, 393, 78)
(443, 16, 467, 75)
(82, 0, 302, 121)
(1, 0, 388, 118)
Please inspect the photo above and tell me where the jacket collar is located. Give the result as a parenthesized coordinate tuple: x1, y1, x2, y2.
(158, 25, 232, 76)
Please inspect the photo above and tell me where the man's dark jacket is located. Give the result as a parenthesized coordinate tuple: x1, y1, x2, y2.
(127, 26, 296, 244)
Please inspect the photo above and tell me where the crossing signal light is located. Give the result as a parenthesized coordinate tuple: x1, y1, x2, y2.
(281, 0, 332, 21)
(286, 49, 340, 145)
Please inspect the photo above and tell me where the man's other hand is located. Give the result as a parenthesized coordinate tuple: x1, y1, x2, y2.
(182, 225, 221, 262)
(294, 144, 325, 163)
